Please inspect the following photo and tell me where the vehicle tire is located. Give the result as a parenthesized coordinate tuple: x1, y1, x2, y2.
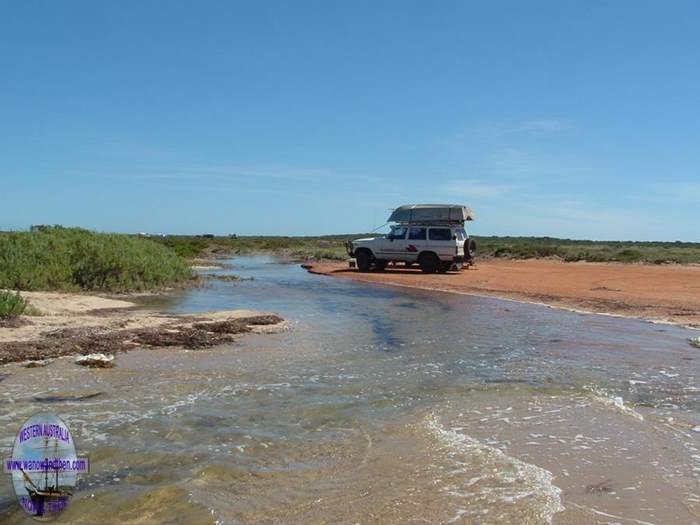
(374, 260, 388, 271)
(465, 238, 477, 261)
(355, 250, 372, 272)
(419, 253, 440, 274)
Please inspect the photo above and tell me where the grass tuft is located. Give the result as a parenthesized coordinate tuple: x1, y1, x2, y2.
(0, 291, 27, 319)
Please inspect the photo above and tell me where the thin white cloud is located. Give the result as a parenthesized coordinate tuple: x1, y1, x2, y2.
(440, 179, 518, 198)
(512, 119, 572, 134)
(92, 164, 388, 187)
(457, 118, 573, 142)
(649, 181, 700, 201)
(483, 147, 593, 179)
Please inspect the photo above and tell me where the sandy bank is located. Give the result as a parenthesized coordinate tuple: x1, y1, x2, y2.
(308, 259, 700, 328)
(0, 291, 287, 365)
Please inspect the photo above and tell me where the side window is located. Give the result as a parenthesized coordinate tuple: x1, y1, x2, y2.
(428, 228, 452, 241)
(390, 227, 407, 239)
(408, 227, 426, 240)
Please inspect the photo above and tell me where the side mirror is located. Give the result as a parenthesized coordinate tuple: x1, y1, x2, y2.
(452, 235, 457, 240)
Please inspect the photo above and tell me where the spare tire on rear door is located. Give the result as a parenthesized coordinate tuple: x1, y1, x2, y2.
(464, 238, 477, 261)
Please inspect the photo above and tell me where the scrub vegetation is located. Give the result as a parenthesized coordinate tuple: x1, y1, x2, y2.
(474, 236, 700, 264)
(153, 234, 353, 261)
(2, 228, 698, 298)
(154, 234, 700, 265)
(0, 226, 193, 292)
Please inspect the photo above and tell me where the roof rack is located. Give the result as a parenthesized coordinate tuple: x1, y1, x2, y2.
(393, 221, 463, 227)
(388, 204, 475, 224)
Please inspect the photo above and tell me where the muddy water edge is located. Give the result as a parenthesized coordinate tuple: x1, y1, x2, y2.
(1, 256, 698, 524)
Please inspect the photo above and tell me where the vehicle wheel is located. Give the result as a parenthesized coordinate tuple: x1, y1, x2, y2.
(355, 250, 372, 272)
(419, 253, 439, 274)
(374, 260, 388, 271)
(465, 238, 477, 261)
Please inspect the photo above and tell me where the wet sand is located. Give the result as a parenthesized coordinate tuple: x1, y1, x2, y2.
(0, 290, 287, 364)
(308, 259, 700, 328)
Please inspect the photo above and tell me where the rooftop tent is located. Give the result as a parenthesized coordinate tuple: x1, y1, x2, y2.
(388, 204, 475, 223)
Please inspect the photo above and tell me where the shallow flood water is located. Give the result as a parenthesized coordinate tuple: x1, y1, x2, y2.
(1, 256, 699, 524)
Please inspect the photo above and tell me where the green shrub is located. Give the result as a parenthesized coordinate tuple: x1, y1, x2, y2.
(614, 249, 643, 262)
(0, 291, 27, 319)
(311, 249, 347, 260)
(0, 227, 193, 292)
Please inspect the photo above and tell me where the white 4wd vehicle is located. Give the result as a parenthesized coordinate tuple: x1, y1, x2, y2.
(347, 204, 476, 274)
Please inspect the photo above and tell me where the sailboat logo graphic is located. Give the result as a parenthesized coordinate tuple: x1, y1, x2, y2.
(4, 413, 89, 520)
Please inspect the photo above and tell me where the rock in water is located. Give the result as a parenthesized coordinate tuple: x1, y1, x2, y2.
(689, 337, 700, 349)
(23, 359, 52, 368)
(75, 353, 115, 368)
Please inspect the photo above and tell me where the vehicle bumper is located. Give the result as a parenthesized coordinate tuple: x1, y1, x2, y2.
(449, 255, 465, 271)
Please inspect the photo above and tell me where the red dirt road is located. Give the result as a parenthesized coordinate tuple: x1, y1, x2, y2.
(308, 259, 700, 328)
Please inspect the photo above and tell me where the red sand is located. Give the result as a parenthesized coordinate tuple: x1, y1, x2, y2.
(308, 259, 700, 328)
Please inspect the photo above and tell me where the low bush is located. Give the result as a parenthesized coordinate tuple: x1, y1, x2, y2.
(0, 226, 193, 292)
(310, 249, 347, 261)
(0, 291, 27, 319)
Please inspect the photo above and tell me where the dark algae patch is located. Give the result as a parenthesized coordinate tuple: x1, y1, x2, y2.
(0, 314, 283, 364)
(133, 315, 282, 348)
(33, 391, 104, 403)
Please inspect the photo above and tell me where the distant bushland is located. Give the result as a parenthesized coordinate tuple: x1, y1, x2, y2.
(153, 234, 357, 261)
(474, 236, 700, 264)
(0, 226, 193, 292)
(153, 233, 700, 265)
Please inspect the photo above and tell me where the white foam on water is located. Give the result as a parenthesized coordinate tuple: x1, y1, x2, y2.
(426, 414, 564, 524)
(161, 392, 202, 416)
(568, 502, 658, 525)
(585, 386, 645, 421)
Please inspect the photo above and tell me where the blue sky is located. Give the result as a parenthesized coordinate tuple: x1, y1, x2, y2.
(2, 1, 699, 240)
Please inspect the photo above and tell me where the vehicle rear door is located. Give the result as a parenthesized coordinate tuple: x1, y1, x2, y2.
(427, 227, 454, 260)
(454, 228, 466, 257)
